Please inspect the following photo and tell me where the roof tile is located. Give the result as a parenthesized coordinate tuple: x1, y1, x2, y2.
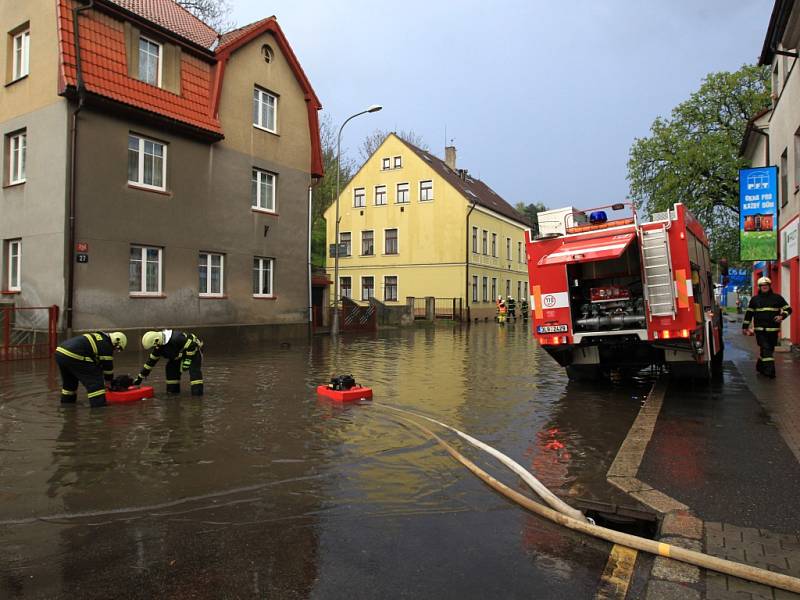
(106, 0, 218, 48)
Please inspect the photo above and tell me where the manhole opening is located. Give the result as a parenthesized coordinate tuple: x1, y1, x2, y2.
(572, 498, 659, 540)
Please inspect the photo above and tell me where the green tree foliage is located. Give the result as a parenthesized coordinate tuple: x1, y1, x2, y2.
(514, 202, 549, 232)
(310, 114, 356, 267)
(627, 65, 770, 262)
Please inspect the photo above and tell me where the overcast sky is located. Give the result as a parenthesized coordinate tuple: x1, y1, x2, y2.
(231, 0, 771, 210)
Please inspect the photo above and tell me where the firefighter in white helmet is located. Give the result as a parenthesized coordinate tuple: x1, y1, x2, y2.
(133, 330, 204, 395)
(54, 331, 127, 407)
(742, 277, 792, 378)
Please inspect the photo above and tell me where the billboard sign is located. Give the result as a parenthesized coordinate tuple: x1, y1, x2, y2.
(739, 167, 778, 261)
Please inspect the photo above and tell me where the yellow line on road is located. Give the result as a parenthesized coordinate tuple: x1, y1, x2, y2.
(595, 544, 638, 600)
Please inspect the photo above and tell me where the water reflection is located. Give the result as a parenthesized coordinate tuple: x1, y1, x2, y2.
(0, 323, 646, 598)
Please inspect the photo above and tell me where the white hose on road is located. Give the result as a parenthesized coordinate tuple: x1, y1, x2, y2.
(376, 404, 588, 523)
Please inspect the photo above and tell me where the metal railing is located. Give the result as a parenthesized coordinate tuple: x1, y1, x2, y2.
(434, 298, 463, 321)
(0, 305, 59, 361)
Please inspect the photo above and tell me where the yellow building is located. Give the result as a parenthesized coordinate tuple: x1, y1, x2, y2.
(325, 134, 530, 319)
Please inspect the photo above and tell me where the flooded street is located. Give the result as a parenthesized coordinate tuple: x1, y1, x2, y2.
(0, 323, 652, 599)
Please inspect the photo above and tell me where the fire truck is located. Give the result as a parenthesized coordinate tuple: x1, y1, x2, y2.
(524, 203, 724, 380)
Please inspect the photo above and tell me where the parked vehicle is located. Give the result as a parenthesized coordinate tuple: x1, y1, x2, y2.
(525, 203, 723, 380)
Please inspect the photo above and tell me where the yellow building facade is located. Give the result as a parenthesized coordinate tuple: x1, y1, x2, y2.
(325, 134, 529, 319)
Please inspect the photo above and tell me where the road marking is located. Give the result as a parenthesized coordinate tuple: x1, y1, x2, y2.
(606, 374, 688, 513)
(595, 544, 638, 600)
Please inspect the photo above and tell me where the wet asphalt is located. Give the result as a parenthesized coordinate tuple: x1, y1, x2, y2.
(0, 323, 654, 599)
(638, 329, 800, 533)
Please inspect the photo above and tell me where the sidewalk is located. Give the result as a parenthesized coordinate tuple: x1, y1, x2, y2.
(616, 323, 800, 599)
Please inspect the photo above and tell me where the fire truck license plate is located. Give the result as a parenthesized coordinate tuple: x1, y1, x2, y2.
(537, 325, 568, 334)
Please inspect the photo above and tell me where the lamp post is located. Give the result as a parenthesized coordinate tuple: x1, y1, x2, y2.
(331, 104, 382, 337)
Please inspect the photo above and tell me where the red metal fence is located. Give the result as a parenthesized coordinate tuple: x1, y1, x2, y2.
(0, 305, 59, 361)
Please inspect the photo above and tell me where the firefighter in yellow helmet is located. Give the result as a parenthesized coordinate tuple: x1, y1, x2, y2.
(54, 331, 127, 407)
(742, 277, 792, 378)
(134, 330, 204, 395)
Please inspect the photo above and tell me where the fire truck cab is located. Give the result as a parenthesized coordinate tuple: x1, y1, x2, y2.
(525, 203, 723, 380)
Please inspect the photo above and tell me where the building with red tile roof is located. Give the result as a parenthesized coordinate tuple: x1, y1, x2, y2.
(1, 0, 325, 337)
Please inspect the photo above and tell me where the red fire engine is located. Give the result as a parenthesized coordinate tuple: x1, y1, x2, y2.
(525, 203, 723, 380)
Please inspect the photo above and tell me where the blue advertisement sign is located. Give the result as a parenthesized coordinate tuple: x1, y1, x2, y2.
(739, 167, 778, 261)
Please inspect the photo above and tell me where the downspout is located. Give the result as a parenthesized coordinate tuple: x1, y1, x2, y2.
(308, 177, 322, 332)
(465, 199, 478, 322)
(66, 0, 94, 336)
(751, 126, 770, 166)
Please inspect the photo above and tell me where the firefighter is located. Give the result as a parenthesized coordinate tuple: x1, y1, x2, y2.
(55, 331, 128, 407)
(498, 298, 507, 324)
(742, 277, 792, 378)
(507, 296, 516, 322)
(521, 297, 529, 322)
(134, 330, 204, 395)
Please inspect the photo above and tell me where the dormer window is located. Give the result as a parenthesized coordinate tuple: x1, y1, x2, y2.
(138, 36, 162, 86)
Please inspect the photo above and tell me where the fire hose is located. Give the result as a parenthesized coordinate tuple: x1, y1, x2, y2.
(375, 404, 800, 595)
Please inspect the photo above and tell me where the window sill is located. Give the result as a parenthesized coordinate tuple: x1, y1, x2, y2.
(1, 290, 21, 295)
(252, 208, 279, 216)
(3, 180, 25, 189)
(360, 253, 375, 257)
(382, 253, 399, 257)
(253, 125, 279, 136)
(353, 205, 367, 209)
(128, 184, 171, 196)
(129, 293, 166, 298)
(199, 294, 227, 299)
(419, 199, 434, 203)
(5, 74, 28, 88)
(374, 203, 387, 207)
(395, 202, 409, 205)
(253, 294, 277, 300)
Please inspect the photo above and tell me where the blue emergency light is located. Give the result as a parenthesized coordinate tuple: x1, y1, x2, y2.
(589, 211, 608, 224)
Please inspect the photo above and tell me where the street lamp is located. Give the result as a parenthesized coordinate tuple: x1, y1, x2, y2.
(331, 104, 383, 336)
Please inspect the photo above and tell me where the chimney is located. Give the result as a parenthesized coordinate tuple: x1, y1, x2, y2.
(445, 145, 457, 170)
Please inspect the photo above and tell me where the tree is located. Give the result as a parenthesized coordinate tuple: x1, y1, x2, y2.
(176, 0, 233, 32)
(627, 64, 770, 262)
(515, 202, 549, 232)
(310, 114, 356, 267)
(359, 129, 428, 162)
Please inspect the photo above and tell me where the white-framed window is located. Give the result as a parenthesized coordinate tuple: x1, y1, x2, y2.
(491, 233, 497, 257)
(361, 276, 374, 301)
(361, 230, 374, 255)
(385, 228, 398, 254)
(491, 277, 497, 301)
(393, 156, 402, 168)
(523, 281, 528, 300)
(251, 168, 276, 212)
(339, 232, 351, 256)
(506, 237, 512, 260)
(420, 180, 433, 201)
(353, 187, 366, 208)
(381, 157, 391, 170)
(340, 276, 352, 299)
(253, 87, 277, 132)
(506, 279, 511, 297)
(482, 230, 488, 255)
(396, 182, 409, 204)
(384, 275, 398, 301)
(472, 275, 478, 302)
(518, 241, 523, 263)
(253, 256, 274, 297)
(472, 226, 478, 253)
(517, 281, 522, 301)
(7, 239, 21, 291)
(138, 36, 162, 86)
(9, 131, 26, 184)
(128, 134, 166, 190)
(198, 252, 224, 296)
(12, 30, 30, 81)
(375, 185, 387, 206)
(482, 276, 488, 302)
(129, 245, 162, 295)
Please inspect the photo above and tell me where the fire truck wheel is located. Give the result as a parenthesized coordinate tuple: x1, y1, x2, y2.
(566, 365, 602, 382)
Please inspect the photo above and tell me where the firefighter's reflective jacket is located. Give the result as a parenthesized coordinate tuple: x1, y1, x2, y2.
(138, 331, 203, 378)
(56, 332, 115, 381)
(742, 291, 792, 332)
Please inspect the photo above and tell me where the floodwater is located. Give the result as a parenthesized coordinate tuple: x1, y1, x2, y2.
(0, 323, 652, 599)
